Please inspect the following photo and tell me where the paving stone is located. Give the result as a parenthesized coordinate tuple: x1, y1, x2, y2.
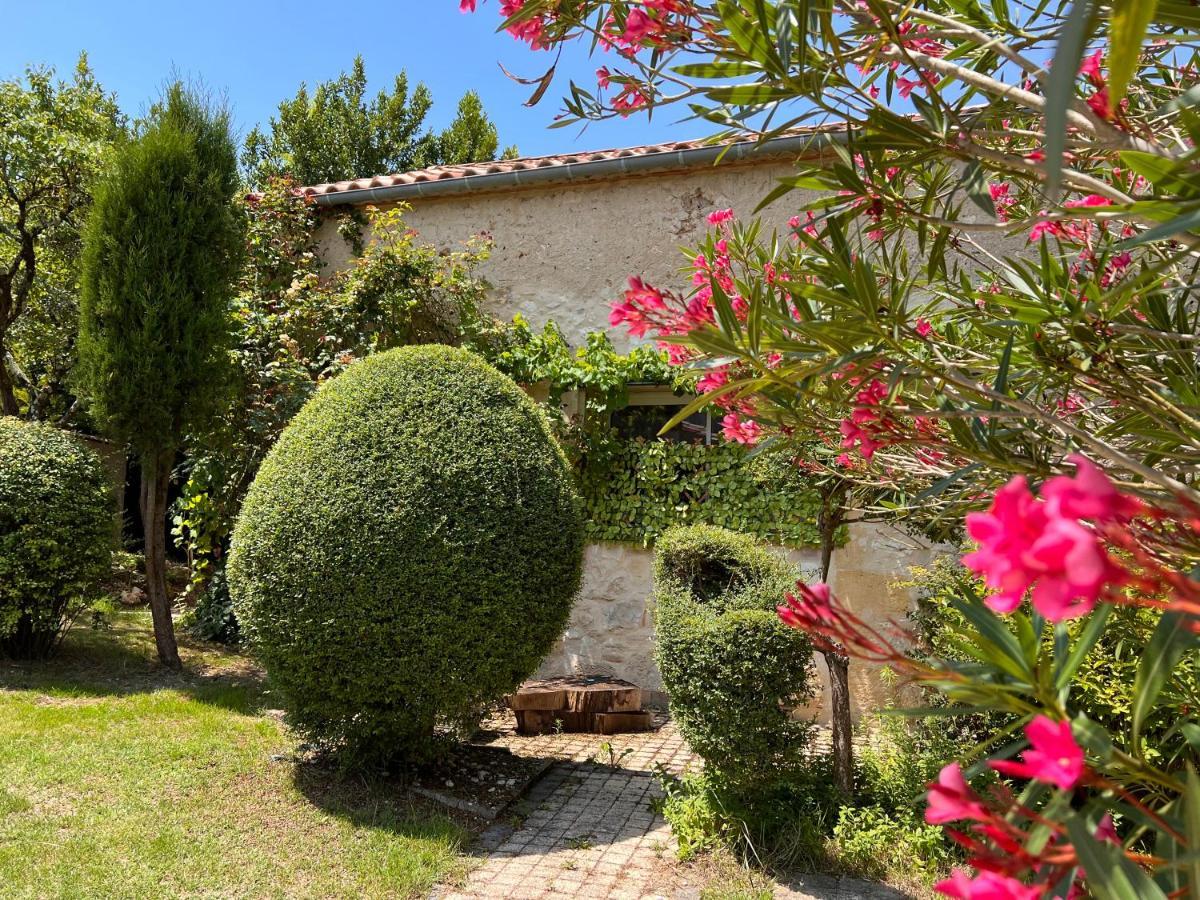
(432, 715, 695, 899)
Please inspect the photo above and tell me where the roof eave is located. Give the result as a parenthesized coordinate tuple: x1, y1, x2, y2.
(307, 130, 844, 207)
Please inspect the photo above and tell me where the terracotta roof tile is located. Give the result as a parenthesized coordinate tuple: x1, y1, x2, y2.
(298, 129, 838, 200)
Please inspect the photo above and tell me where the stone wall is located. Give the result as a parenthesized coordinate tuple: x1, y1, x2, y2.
(536, 523, 940, 722)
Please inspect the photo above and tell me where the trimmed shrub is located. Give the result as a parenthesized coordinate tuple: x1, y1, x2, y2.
(227, 345, 585, 765)
(0, 418, 114, 658)
(654, 525, 816, 789)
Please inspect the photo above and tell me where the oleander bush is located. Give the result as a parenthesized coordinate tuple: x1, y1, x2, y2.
(0, 417, 113, 659)
(654, 525, 816, 789)
(227, 345, 585, 765)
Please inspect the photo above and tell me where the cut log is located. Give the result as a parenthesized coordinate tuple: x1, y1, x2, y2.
(510, 675, 648, 734)
(595, 711, 653, 735)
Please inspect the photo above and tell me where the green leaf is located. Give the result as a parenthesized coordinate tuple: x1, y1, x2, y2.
(1065, 814, 1168, 900)
(1044, 0, 1097, 198)
(1055, 604, 1113, 691)
(1108, 0, 1159, 106)
(1131, 610, 1198, 748)
(962, 160, 996, 218)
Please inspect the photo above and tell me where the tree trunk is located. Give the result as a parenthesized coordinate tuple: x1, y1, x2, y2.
(140, 450, 181, 669)
(0, 358, 19, 417)
(819, 479, 854, 796)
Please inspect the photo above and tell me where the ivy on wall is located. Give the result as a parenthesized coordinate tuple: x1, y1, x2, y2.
(482, 319, 834, 549)
(577, 433, 834, 549)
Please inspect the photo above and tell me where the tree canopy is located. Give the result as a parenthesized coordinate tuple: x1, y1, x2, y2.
(241, 56, 513, 188)
(0, 55, 123, 419)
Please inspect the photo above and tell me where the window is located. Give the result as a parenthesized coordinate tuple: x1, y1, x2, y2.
(610, 385, 716, 445)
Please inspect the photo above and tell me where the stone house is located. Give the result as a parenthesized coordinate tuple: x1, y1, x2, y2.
(309, 131, 940, 718)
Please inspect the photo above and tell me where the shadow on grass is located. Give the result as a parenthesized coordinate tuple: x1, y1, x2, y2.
(292, 758, 470, 847)
(0, 611, 270, 715)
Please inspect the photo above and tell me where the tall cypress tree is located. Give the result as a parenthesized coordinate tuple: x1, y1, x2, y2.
(78, 85, 242, 668)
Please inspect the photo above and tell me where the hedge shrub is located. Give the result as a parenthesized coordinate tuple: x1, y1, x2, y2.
(0, 418, 114, 658)
(227, 345, 585, 765)
(654, 525, 816, 789)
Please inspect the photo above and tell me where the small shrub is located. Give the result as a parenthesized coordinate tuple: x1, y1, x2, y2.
(832, 804, 948, 884)
(0, 417, 114, 658)
(658, 769, 837, 868)
(185, 567, 239, 644)
(654, 526, 816, 790)
(227, 345, 585, 766)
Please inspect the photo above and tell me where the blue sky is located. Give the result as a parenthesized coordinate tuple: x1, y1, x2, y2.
(1, 1, 700, 167)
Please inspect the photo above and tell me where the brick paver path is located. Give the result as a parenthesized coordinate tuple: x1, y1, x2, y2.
(436, 711, 697, 900)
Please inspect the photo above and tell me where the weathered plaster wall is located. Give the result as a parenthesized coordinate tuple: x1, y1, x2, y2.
(535, 525, 940, 722)
(315, 159, 811, 351)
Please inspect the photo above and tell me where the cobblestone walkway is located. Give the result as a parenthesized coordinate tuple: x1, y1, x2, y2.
(436, 712, 697, 900)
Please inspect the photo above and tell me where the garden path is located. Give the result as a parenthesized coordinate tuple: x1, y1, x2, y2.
(435, 710, 693, 900)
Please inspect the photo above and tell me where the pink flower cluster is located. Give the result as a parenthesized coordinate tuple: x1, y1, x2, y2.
(838, 379, 901, 460)
(777, 581, 904, 661)
(924, 717, 1089, 898)
(962, 455, 1139, 621)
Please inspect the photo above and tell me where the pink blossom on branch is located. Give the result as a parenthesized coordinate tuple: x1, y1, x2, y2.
(989, 715, 1085, 791)
(935, 869, 1042, 900)
(925, 763, 990, 825)
(962, 461, 1131, 621)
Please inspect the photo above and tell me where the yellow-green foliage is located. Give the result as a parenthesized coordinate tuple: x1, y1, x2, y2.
(227, 345, 585, 765)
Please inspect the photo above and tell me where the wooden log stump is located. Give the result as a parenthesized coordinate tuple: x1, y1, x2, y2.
(511, 676, 648, 735)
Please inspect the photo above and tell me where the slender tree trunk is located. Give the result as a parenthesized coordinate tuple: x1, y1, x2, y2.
(0, 356, 19, 416)
(818, 480, 854, 796)
(140, 450, 181, 669)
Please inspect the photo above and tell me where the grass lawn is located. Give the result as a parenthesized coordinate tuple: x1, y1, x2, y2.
(0, 611, 470, 899)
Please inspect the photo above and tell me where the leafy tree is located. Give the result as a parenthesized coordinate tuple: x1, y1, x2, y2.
(78, 85, 243, 669)
(0, 56, 122, 418)
(242, 56, 510, 188)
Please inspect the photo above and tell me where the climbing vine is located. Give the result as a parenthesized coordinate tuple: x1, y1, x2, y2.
(483, 320, 829, 548)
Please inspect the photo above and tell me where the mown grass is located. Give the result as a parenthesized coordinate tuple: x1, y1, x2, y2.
(0, 612, 469, 899)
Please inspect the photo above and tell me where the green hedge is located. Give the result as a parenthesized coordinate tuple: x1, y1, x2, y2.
(582, 438, 833, 548)
(227, 345, 585, 765)
(0, 418, 114, 658)
(654, 526, 816, 789)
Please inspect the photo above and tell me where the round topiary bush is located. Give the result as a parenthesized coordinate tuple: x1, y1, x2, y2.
(0, 418, 114, 659)
(654, 525, 816, 789)
(227, 345, 585, 764)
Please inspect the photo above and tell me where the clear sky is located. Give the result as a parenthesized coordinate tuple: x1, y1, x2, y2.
(1, 1, 700, 169)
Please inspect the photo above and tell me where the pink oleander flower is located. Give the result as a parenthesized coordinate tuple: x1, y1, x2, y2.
(1041, 454, 1143, 523)
(962, 473, 1124, 620)
(695, 367, 728, 394)
(988, 183, 1015, 222)
(707, 208, 735, 226)
(721, 412, 762, 445)
(915, 317, 933, 338)
(777, 582, 836, 630)
(925, 764, 989, 825)
(990, 716, 1085, 791)
(1087, 86, 1113, 120)
(459, 0, 476, 10)
(936, 870, 1042, 900)
(1064, 194, 1112, 209)
(1079, 49, 1104, 84)
(624, 276, 666, 310)
(896, 75, 921, 99)
(596, 66, 611, 89)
